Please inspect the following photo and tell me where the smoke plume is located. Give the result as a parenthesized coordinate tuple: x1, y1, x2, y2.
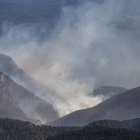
(0, 0, 140, 116)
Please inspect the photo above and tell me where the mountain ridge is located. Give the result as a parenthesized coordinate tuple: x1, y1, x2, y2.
(92, 86, 127, 99)
(0, 71, 58, 123)
(0, 54, 57, 104)
(50, 86, 140, 126)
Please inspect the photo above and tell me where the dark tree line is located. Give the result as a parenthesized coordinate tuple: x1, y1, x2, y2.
(0, 118, 78, 140)
(47, 127, 140, 140)
(0, 118, 140, 140)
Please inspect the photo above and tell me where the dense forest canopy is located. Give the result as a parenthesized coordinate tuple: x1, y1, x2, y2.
(0, 118, 140, 140)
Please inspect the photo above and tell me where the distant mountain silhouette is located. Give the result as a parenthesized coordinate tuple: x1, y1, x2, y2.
(92, 86, 127, 99)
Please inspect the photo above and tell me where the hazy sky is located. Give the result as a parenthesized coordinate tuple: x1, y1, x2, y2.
(0, 0, 140, 116)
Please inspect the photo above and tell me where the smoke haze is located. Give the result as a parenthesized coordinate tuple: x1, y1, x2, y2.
(0, 0, 140, 116)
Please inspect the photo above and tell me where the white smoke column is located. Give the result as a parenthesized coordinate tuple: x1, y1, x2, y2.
(1, 0, 140, 116)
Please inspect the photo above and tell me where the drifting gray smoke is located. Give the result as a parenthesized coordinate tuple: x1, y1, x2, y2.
(0, 0, 140, 116)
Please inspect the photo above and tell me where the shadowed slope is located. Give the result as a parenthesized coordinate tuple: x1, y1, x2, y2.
(50, 86, 140, 126)
(0, 72, 58, 123)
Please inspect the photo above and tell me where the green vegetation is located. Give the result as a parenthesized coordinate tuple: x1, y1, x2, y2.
(0, 118, 77, 140)
(0, 118, 140, 140)
(47, 127, 140, 140)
